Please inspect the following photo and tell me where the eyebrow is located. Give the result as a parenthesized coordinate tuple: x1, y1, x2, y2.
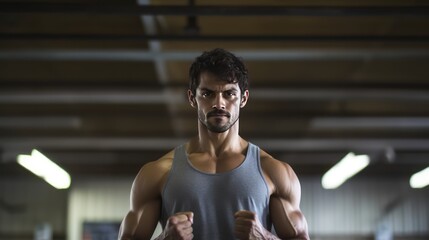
(199, 88, 214, 92)
(199, 87, 239, 92)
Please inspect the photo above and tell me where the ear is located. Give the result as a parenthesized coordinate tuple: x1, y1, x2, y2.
(240, 90, 249, 108)
(187, 89, 197, 108)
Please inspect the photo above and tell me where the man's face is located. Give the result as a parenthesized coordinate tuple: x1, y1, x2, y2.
(189, 72, 248, 133)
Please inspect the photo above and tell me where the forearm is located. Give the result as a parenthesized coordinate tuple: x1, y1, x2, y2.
(118, 233, 135, 240)
(282, 223, 309, 239)
(152, 232, 167, 240)
(288, 212, 309, 240)
(263, 228, 309, 240)
(261, 228, 281, 240)
(285, 235, 310, 240)
(118, 222, 134, 240)
(118, 237, 132, 240)
(119, 234, 153, 240)
(285, 228, 310, 240)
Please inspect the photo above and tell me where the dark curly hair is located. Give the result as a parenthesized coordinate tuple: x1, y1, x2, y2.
(189, 48, 249, 96)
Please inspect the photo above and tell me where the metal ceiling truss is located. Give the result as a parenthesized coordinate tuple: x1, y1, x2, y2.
(1, 137, 429, 152)
(1, 49, 428, 61)
(1, 4, 428, 16)
(1, 88, 428, 104)
(2, 33, 429, 42)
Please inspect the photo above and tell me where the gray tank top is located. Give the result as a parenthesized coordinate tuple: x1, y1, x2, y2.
(161, 143, 271, 240)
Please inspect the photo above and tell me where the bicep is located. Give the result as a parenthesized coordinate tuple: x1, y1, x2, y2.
(269, 162, 308, 239)
(119, 163, 164, 240)
(119, 199, 161, 240)
(270, 196, 307, 238)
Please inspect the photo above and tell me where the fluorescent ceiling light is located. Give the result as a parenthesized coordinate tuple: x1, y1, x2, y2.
(410, 167, 429, 189)
(17, 149, 71, 189)
(322, 152, 370, 189)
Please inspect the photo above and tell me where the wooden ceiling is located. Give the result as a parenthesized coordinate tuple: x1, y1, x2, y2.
(1, 0, 429, 180)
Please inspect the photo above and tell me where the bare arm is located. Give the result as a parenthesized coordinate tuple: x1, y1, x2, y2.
(118, 160, 166, 240)
(234, 155, 309, 240)
(269, 161, 309, 240)
(118, 153, 194, 240)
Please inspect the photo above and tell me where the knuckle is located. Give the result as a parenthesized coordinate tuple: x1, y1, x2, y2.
(173, 225, 181, 232)
(167, 217, 177, 225)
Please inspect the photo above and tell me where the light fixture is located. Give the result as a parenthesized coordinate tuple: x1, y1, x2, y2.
(17, 149, 71, 189)
(410, 167, 429, 189)
(322, 152, 370, 189)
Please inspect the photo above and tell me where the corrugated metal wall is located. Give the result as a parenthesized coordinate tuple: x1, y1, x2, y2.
(67, 178, 134, 240)
(66, 177, 163, 240)
(1, 176, 428, 240)
(300, 176, 429, 239)
(0, 178, 67, 240)
(66, 176, 429, 240)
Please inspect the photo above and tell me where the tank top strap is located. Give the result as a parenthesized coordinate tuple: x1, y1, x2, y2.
(174, 142, 261, 172)
(172, 144, 188, 170)
(246, 142, 259, 161)
(241, 142, 260, 169)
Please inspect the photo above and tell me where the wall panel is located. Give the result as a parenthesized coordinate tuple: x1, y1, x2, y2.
(2, 175, 427, 240)
(300, 176, 429, 239)
(67, 178, 133, 240)
(0, 178, 67, 240)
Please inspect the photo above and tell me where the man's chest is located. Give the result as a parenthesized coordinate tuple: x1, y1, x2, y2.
(187, 153, 246, 174)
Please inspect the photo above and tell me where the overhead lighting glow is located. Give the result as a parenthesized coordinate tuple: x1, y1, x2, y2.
(322, 152, 370, 189)
(17, 149, 71, 189)
(410, 167, 429, 189)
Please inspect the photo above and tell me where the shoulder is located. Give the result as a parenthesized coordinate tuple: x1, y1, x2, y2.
(259, 148, 301, 198)
(259, 149, 296, 181)
(139, 149, 175, 177)
(131, 149, 176, 199)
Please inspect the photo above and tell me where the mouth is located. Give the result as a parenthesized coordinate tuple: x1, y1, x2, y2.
(207, 111, 230, 118)
(209, 115, 228, 120)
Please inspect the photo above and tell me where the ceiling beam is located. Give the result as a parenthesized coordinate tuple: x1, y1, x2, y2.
(309, 117, 429, 129)
(1, 49, 428, 61)
(0, 90, 185, 104)
(1, 88, 427, 104)
(250, 88, 429, 102)
(0, 117, 81, 129)
(0, 4, 428, 16)
(137, 0, 186, 137)
(1, 116, 428, 130)
(2, 80, 429, 90)
(1, 137, 429, 151)
(2, 33, 429, 42)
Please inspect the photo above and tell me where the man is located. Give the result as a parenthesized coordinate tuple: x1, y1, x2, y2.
(118, 48, 309, 240)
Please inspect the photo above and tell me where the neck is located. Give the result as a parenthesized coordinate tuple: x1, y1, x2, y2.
(194, 121, 244, 156)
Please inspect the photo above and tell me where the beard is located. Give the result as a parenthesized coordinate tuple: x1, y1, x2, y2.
(199, 109, 239, 133)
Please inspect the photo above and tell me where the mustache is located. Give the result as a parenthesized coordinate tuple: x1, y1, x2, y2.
(207, 109, 231, 118)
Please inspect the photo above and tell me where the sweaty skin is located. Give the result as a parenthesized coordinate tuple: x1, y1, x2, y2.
(118, 72, 309, 240)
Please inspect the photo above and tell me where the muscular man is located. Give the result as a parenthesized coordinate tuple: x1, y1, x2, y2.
(118, 48, 309, 240)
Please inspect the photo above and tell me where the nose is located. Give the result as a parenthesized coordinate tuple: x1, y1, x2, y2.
(212, 93, 225, 110)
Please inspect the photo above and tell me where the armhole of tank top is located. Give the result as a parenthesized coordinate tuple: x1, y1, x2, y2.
(161, 145, 181, 198)
(255, 145, 271, 205)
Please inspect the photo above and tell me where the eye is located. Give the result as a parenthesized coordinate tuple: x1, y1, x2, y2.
(201, 91, 212, 97)
(224, 91, 237, 98)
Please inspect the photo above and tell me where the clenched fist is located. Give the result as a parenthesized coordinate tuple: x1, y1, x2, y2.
(234, 210, 272, 240)
(159, 212, 194, 240)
